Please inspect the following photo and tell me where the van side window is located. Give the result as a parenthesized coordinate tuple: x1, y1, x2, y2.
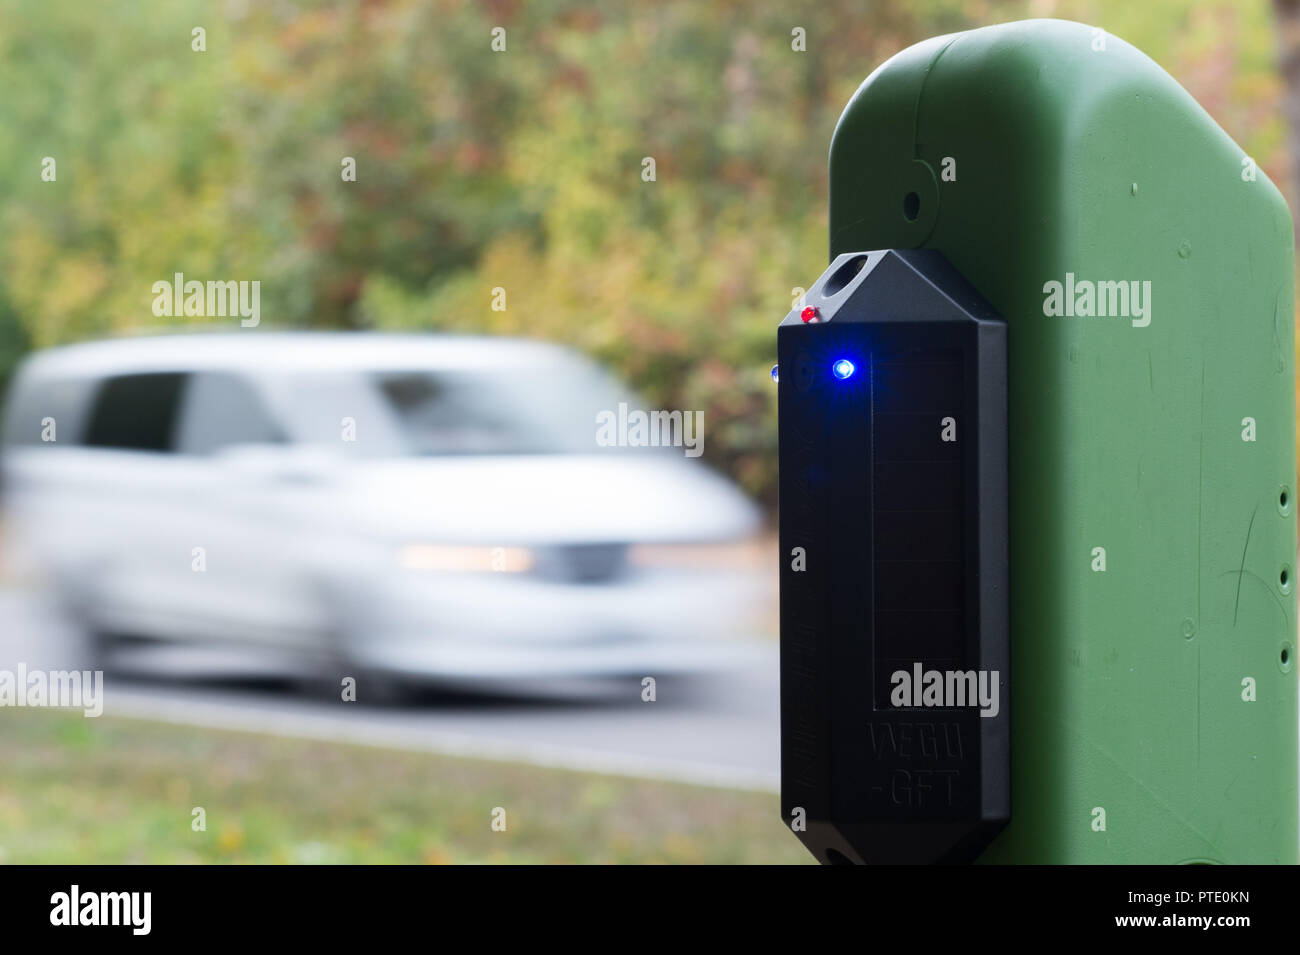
(175, 372, 283, 454)
(83, 373, 188, 452)
(1, 377, 96, 446)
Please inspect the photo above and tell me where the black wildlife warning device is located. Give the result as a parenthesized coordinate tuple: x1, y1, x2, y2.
(778, 250, 1008, 864)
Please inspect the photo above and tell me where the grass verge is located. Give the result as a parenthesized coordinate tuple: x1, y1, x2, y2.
(0, 709, 809, 864)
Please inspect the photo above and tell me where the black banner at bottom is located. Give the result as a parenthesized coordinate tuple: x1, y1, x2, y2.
(0, 862, 1283, 941)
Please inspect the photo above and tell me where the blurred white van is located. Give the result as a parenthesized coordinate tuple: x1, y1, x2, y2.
(0, 333, 762, 688)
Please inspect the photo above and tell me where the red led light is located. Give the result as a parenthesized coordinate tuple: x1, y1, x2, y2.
(800, 306, 819, 323)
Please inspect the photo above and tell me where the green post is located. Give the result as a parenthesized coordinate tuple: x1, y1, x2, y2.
(826, 18, 1298, 863)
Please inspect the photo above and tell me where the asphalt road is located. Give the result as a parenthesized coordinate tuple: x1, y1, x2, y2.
(0, 587, 780, 791)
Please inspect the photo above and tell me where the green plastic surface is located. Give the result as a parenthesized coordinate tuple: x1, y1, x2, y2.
(829, 18, 1298, 863)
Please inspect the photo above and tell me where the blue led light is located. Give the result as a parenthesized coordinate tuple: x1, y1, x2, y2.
(770, 363, 779, 383)
(831, 359, 856, 380)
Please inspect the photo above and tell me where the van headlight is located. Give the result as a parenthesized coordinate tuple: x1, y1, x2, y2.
(397, 544, 534, 573)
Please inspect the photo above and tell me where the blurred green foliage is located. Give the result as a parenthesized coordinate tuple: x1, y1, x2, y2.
(0, 0, 1287, 504)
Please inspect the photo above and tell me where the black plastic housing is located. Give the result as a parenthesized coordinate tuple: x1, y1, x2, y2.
(778, 249, 1009, 864)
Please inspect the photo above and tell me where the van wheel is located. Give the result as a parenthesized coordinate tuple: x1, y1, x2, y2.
(55, 602, 120, 671)
(354, 669, 420, 707)
(296, 658, 419, 707)
(74, 628, 121, 672)
(305, 579, 423, 706)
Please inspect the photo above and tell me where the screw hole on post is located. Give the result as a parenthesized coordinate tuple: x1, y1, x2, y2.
(1281, 567, 1290, 589)
(902, 192, 920, 222)
(1280, 486, 1291, 515)
(1283, 647, 1290, 666)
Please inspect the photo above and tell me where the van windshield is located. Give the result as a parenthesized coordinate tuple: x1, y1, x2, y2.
(371, 364, 633, 456)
